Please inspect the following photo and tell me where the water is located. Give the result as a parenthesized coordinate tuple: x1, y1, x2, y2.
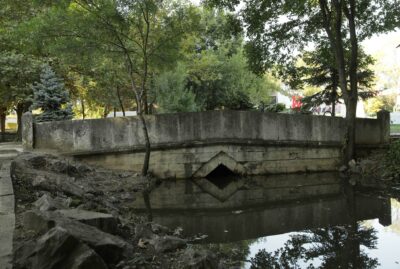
(133, 173, 400, 268)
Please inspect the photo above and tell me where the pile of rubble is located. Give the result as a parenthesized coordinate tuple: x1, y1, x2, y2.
(11, 153, 220, 269)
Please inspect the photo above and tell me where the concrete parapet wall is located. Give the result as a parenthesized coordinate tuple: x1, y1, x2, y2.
(31, 111, 389, 153)
(24, 110, 390, 178)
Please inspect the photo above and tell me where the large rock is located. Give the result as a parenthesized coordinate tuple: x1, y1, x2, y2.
(11, 153, 96, 198)
(34, 194, 71, 211)
(178, 248, 218, 269)
(30, 172, 87, 197)
(59, 244, 108, 269)
(14, 227, 107, 269)
(134, 222, 170, 241)
(150, 235, 187, 253)
(23, 210, 132, 264)
(56, 209, 118, 234)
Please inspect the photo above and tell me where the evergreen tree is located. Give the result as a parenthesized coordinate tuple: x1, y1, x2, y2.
(31, 65, 74, 122)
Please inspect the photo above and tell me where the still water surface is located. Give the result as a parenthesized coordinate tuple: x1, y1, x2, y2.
(134, 173, 400, 268)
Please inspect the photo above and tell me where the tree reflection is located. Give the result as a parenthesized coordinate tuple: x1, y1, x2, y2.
(250, 209, 379, 268)
(199, 240, 254, 267)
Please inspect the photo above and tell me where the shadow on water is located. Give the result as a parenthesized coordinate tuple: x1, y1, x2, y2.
(133, 173, 395, 268)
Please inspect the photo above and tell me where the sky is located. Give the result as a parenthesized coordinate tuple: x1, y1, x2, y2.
(363, 31, 400, 91)
(363, 30, 400, 63)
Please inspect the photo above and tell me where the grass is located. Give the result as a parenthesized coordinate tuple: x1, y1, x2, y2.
(391, 124, 400, 134)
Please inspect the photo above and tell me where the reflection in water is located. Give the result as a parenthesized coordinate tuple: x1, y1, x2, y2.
(387, 199, 400, 235)
(197, 240, 254, 268)
(136, 173, 395, 268)
(249, 224, 379, 268)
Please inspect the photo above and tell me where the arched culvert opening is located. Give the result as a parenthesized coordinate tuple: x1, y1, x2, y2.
(205, 164, 237, 189)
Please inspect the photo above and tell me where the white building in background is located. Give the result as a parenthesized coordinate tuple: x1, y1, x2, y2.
(106, 111, 137, 118)
(270, 89, 368, 118)
(334, 101, 367, 118)
(389, 89, 400, 124)
(269, 91, 292, 108)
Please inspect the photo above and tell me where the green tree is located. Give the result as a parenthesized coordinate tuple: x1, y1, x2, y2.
(31, 65, 74, 122)
(20, 0, 197, 175)
(185, 48, 278, 110)
(0, 51, 41, 140)
(207, 0, 400, 162)
(288, 44, 376, 116)
(365, 94, 397, 116)
(154, 63, 199, 113)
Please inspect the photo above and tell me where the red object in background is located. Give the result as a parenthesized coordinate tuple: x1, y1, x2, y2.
(291, 96, 302, 110)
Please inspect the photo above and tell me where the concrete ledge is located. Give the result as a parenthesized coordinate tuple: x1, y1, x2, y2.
(61, 140, 389, 157)
(63, 139, 344, 156)
(0, 213, 14, 269)
(0, 160, 15, 269)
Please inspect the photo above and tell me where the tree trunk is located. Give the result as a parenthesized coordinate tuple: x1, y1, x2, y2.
(0, 107, 6, 142)
(16, 103, 25, 141)
(116, 86, 125, 116)
(331, 97, 336, 117)
(139, 114, 151, 176)
(345, 97, 357, 163)
(331, 69, 338, 117)
(103, 106, 110, 118)
(81, 98, 86, 119)
(343, 0, 359, 163)
(0, 107, 6, 134)
(320, 0, 357, 163)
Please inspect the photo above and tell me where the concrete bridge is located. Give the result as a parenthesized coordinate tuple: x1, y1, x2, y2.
(22, 110, 390, 179)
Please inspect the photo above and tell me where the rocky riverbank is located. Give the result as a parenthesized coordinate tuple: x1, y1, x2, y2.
(10, 153, 229, 269)
(338, 147, 400, 189)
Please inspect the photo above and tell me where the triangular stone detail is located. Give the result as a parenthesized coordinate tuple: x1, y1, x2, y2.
(192, 151, 245, 178)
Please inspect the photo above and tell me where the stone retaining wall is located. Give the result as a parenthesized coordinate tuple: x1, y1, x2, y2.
(22, 110, 390, 178)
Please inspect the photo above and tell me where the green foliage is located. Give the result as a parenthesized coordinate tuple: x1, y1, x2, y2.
(384, 141, 400, 178)
(365, 95, 397, 116)
(31, 64, 74, 122)
(16, 0, 198, 115)
(0, 51, 41, 109)
(231, 0, 400, 75)
(185, 48, 278, 110)
(282, 43, 377, 113)
(264, 103, 286, 113)
(3, 1, 280, 117)
(154, 64, 199, 113)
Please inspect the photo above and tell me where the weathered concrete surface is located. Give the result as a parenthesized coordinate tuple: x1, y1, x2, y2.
(0, 143, 21, 269)
(25, 111, 391, 178)
(21, 113, 34, 150)
(78, 144, 342, 178)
